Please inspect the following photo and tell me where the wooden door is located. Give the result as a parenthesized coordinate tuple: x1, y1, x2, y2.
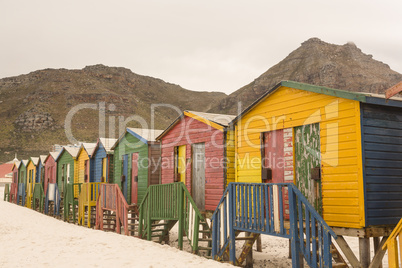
(295, 123, 322, 214)
(178, 145, 186, 183)
(84, 160, 89, 182)
(192, 143, 205, 211)
(131, 153, 139, 204)
(262, 129, 284, 183)
(122, 154, 129, 201)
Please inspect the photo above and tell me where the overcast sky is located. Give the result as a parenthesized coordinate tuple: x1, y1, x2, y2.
(1, 0, 401, 95)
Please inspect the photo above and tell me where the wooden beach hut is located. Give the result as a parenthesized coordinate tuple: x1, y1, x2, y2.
(56, 146, 79, 195)
(76, 143, 97, 184)
(90, 138, 117, 183)
(230, 80, 402, 266)
(156, 110, 235, 211)
(17, 160, 28, 206)
(26, 157, 39, 208)
(10, 161, 20, 203)
(43, 152, 59, 196)
(111, 128, 163, 205)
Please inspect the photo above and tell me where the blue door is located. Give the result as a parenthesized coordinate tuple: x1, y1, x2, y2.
(123, 154, 128, 201)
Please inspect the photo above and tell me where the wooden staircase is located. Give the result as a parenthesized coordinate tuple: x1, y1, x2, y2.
(78, 182, 102, 228)
(95, 183, 139, 236)
(138, 182, 212, 258)
(212, 182, 339, 268)
(64, 183, 81, 224)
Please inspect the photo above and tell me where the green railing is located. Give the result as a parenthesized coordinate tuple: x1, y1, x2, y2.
(3, 183, 10, 201)
(138, 182, 206, 252)
(32, 183, 44, 212)
(63, 183, 82, 222)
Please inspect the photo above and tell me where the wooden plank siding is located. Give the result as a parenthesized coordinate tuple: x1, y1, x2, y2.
(56, 151, 76, 195)
(362, 103, 402, 226)
(113, 132, 149, 205)
(235, 86, 365, 228)
(77, 148, 89, 184)
(225, 129, 236, 186)
(148, 143, 161, 186)
(159, 115, 228, 211)
(44, 154, 57, 195)
(91, 142, 107, 183)
(18, 162, 27, 185)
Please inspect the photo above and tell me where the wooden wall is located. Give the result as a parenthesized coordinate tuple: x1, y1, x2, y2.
(235, 86, 365, 228)
(160, 115, 226, 211)
(77, 148, 89, 184)
(44, 156, 57, 195)
(56, 151, 75, 194)
(362, 103, 402, 226)
(92, 143, 107, 183)
(113, 132, 149, 204)
(148, 143, 161, 186)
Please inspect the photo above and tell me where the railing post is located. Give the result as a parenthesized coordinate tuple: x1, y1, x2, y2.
(116, 187, 121, 234)
(193, 213, 200, 253)
(229, 184, 236, 265)
(178, 184, 184, 250)
(146, 187, 152, 241)
(212, 214, 217, 259)
(288, 185, 301, 268)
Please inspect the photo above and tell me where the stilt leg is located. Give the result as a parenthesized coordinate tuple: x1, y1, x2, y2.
(359, 237, 370, 268)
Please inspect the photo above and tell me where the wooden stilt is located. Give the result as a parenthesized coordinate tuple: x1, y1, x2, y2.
(359, 237, 370, 268)
(373, 237, 382, 268)
(245, 232, 253, 268)
(256, 235, 262, 252)
(369, 236, 388, 268)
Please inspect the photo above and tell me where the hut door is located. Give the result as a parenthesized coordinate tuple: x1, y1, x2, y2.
(178, 145, 186, 183)
(122, 154, 129, 201)
(84, 160, 89, 182)
(131, 153, 139, 204)
(192, 143, 205, 211)
(262, 130, 284, 183)
(295, 123, 322, 214)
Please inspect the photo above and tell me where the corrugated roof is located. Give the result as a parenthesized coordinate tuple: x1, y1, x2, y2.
(99, 138, 118, 152)
(127, 128, 164, 142)
(63, 146, 80, 158)
(83, 142, 97, 156)
(39, 155, 47, 164)
(30, 157, 39, 166)
(186, 111, 235, 127)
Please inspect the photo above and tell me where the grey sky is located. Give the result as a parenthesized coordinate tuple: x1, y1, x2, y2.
(1, 0, 401, 95)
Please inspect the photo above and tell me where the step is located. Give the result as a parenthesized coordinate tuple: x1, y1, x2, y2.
(198, 238, 212, 242)
(332, 264, 348, 268)
(199, 230, 211, 233)
(235, 236, 258, 241)
(152, 223, 169, 227)
(198, 246, 212, 251)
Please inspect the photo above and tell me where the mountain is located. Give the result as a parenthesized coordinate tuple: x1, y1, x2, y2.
(0, 64, 226, 163)
(209, 38, 402, 114)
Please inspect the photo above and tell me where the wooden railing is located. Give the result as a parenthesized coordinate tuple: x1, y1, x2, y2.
(95, 183, 129, 235)
(3, 184, 10, 201)
(63, 183, 82, 222)
(44, 183, 61, 216)
(78, 182, 102, 227)
(32, 183, 44, 212)
(383, 218, 402, 267)
(17, 183, 25, 206)
(212, 183, 337, 268)
(138, 182, 205, 252)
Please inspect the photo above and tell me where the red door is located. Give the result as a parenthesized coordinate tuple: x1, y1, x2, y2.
(131, 153, 139, 204)
(263, 129, 284, 183)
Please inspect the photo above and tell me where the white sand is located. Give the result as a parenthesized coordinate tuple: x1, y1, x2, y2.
(0, 186, 388, 267)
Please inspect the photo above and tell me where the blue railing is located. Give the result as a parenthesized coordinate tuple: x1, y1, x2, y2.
(44, 183, 61, 216)
(211, 183, 337, 268)
(17, 183, 26, 206)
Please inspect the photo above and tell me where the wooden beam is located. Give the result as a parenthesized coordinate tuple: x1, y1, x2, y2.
(369, 236, 388, 268)
(385, 81, 402, 99)
(332, 226, 395, 238)
(335, 235, 362, 268)
(359, 237, 370, 268)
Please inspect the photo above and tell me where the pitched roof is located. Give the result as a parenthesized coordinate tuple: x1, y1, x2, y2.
(30, 157, 39, 166)
(0, 163, 13, 178)
(232, 80, 402, 124)
(112, 128, 163, 149)
(39, 155, 47, 164)
(82, 143, 97, 156)
(44, 152, 59, 164)
(156, 110, 235, 140)
(99, 138, 117, 152)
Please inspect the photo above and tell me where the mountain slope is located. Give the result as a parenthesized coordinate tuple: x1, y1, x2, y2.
(209, 38, 402, 114)
(0, 64, 226, 163)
